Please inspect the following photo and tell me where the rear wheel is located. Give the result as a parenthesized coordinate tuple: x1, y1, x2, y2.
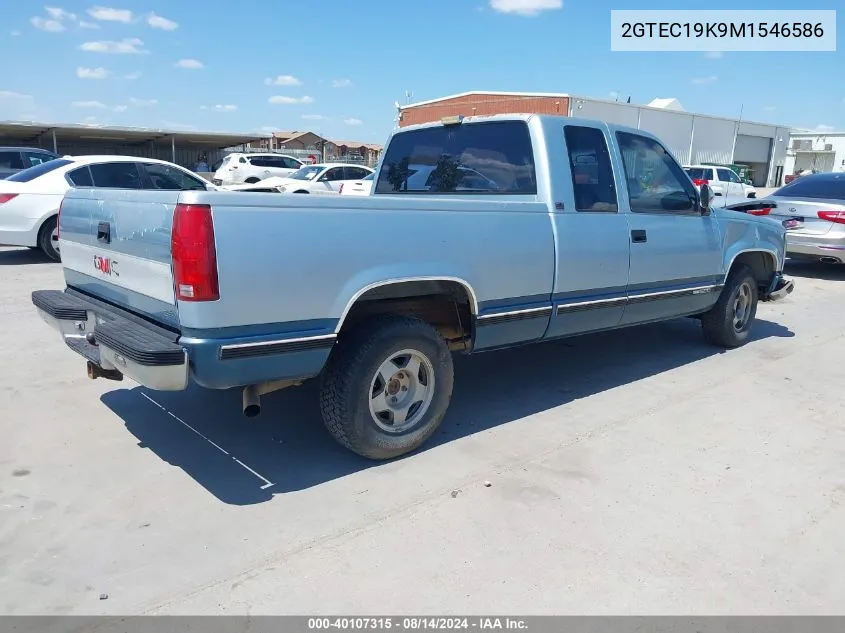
(319, 315, 454, 460)
(38, 216, 60, 262)
(701, 265, 757, 348)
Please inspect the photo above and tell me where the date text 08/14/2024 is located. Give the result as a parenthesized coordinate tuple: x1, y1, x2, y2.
(307, 618, 528, 630)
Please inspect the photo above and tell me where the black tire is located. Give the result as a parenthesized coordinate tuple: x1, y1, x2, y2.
(293, 190, 309, 194)
(38, 216, 60, 262)
(319, 314, 454, 460)
(701, 265, 758, 348)
(244, 177, 260, 184)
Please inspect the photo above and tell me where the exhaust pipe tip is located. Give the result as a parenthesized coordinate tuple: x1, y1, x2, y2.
(242, 385, 261, 417)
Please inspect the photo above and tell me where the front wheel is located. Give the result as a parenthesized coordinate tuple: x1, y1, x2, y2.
(38, 216, 60, 262)
(319, 315, 454, 460)
(701, 265, 758, 348)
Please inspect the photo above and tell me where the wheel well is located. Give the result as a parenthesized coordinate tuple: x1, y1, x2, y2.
(730, 251, 775, 289)
(293, 190, 309, 194)
(37, 214, 57, 239)
(244, 177, 260, 183)
(339, 280, 475, 352)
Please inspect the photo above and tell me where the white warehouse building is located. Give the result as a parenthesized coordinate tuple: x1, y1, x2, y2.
(398, 92, 792, 188)
(784, 131, 845, 177)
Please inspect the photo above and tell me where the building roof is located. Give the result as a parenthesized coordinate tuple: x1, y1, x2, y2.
(0, 120, 267, 148)
(401, 90, 571, 110)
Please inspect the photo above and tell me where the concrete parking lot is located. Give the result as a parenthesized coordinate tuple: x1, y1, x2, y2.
(1, 246, 844, 616)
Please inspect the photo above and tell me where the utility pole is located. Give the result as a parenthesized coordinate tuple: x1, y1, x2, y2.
(730, 103, 744, 163)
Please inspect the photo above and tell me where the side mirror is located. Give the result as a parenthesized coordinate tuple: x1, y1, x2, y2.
(699, 184, 713, 213)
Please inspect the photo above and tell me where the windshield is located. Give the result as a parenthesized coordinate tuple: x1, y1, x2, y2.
(6, 158, 73, 182)
(288, 166, 323, 180)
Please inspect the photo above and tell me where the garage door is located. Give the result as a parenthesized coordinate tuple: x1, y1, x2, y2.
(734, 134, 772, 163)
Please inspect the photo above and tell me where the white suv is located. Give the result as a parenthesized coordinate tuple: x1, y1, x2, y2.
(684, 165, 756, 207)
(212, 153, 303, 186)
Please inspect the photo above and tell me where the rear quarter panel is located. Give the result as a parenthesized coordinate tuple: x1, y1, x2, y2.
(175, 190, 555, 335)
(714, 208, 785, 275)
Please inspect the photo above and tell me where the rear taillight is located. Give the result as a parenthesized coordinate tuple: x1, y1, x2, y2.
(0, 193, 18, 204)
(692, 179, 709, 186)
(748, 207, 771, 216)
(818, 211, 845, 225)
(171, 203, 219, 302)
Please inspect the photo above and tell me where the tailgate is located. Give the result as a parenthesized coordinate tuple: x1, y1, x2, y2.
(59, 188, 181, 327)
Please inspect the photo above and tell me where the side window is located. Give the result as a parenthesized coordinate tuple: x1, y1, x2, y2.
(705, 169, 716, 180)
(728, 170, 741, 183)
(89, 162, 144, 189)
(67, 166, 94, 187)
(142, 162, 207, 191)
(323, 167, 346, 181)
(717, 168, 735, 183)
(0, 151, 25, 170)
(375, 120, 537, 195)
(23, 152, 55, 167)
(248, 156, 268, 167)
(345, 167, 370, 180)
(238, 156, 247, 164)
(282, 157, 301, 169)
(563, 125, 618, 212)
(616, 132, 697, 214)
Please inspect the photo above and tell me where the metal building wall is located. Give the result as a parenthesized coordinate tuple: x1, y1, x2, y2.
(638, 108, 694, 162)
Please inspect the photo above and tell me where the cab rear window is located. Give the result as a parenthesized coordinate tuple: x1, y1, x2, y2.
(6, 158, 73, 182)
(375, 120, 537, 195)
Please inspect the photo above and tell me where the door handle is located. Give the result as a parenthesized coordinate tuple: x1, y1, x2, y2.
(96, 221, 111, 244)
(631, 229, 647, 243)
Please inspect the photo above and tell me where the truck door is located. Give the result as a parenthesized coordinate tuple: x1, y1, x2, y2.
(615, 131, 723, 326)
(544, 123, 631, 339)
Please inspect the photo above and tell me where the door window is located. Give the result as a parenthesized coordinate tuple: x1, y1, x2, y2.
(717, 168, 736, 183)
(323, 167, 346, 181)
(345, 167, 371, 180)
(67, 166, 94, 187)
(281, 156, 302, 169)
(142, 162, 207, 190)
(23, 151, 56, 167)
(0, 151, 24, 170)
(89, 162, 144, 189)
(564, 126, 618, 212)
(616, 132, 698, 214)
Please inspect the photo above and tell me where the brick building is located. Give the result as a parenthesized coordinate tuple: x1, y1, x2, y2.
(397, 91, 570, 128)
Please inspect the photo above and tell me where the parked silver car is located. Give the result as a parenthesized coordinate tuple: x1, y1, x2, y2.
(727, 173, 845, 264)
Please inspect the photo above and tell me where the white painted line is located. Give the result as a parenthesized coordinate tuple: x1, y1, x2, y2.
(140, 392, 275, 490)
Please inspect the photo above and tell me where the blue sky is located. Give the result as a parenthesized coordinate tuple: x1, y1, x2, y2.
(1, 0, 842, 144)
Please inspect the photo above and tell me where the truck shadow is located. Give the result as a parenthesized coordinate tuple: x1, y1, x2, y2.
(784, 260, 845, 282)
(0, 247, 53, 266)
(100, 317, 793, 505)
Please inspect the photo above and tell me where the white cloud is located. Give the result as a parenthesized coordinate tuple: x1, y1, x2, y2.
(489, 0, 562, 16)
(0, 90, 33, 102)
(344, 118, 363, 126)
(269, 95, 314, 105)
(87, 6, 133, 23)
(332, 78, 353, 88)
(72, 100, 107, 109)
(31, 17, 65, 32)
(260, 126, 282, 133)
(80, 38, 147, 54)
(704, 51, 724, 59)
(147, 12, 178, 30)
(128, 97, 157, 106)
(10, 30, 21, 36)
(175, 58, 204, 69)
(690, 75, 718, 85)
(124, 71, 141, 79)
(46, 7, 77, 20)
(112, 105, 127, 112)
(213, 104, 237, 112)
(815, 124, 836, 133)
(77, 66, 110, 79)
(160, 120, 197, 130)
(302, 114, 327, 120)
(264, 75, 301, 86)
(79, 20, 100, 29)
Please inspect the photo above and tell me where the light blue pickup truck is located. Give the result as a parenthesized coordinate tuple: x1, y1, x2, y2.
(32, 114, 794, 460)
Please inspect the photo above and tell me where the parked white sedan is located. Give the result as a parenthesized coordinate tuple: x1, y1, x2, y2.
(0, 155, 213, 261)
(224, 163, 374, 194)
